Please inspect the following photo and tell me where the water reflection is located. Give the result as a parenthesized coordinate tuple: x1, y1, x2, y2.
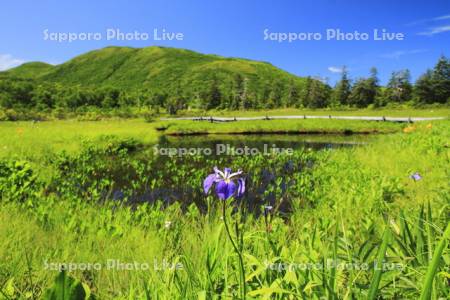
(156, 134, 370, 155)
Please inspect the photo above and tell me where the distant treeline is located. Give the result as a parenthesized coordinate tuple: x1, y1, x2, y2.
(0, 56, 448, 118)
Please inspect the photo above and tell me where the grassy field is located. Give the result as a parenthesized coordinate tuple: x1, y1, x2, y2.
(0, 107, 447, 156)
(161, 119, 405, 135)
(0, 119, 159, 159)
(0, 118, 409, 159)
(0, 116, 449, 299)
(177, 107, 450, 118)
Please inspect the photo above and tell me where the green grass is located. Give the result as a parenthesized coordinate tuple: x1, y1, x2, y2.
(0, 119, 449, 299)
(177, 107, 450, 118)
(0, 117, 411, 159)
(162, 118, 405, 135)
(0, 119, 159, 159)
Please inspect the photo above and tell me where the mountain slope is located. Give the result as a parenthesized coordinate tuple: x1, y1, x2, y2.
(2, 46, 317, 108)
(40, 46, 305, 89)
(4, 62, 54, 79)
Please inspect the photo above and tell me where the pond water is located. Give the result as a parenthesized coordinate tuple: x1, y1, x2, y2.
(60, 133, 376, 213)
(140, 134, 374, 213)
(155, 133, 373, 157)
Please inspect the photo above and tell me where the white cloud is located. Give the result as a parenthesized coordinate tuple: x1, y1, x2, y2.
(434, 14, 450, 21)
(418, 25, 450, 36)
(406, 13, 450, 36)
(406, 14, 450, 26)
(380, 49, 428, 59)
(0, 54, 25, 71)
(328, 66, 344, 73)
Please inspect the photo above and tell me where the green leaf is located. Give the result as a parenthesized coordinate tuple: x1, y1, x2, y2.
(419, 223, 450, 300)
(367, 229, 391, 300)
(42, 270, 92, 300)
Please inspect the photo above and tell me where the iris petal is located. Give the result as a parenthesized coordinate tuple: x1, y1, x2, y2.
(216, 180, 237, 200)
(216, 180, 228, 200)
(203, 173, 217, 194)
(229, 169, 243, 179)
(225, 180, 237, 199)
(215, 167, 225, 179)
(237, 178, 245, 197)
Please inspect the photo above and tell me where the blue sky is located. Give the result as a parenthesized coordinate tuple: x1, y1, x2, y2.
(0, 0, 449, 84)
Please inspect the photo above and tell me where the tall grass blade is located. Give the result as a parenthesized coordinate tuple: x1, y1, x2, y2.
(419, 223, 450, 300)
(367, 229, 390, 300)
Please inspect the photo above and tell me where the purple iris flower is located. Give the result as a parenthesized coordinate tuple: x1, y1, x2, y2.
(204, 167, 245, 200)
(410, 172, 422, 181)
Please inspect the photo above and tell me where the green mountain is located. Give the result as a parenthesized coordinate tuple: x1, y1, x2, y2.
(4, 62, 54, 79)
(9, 46, 304, 86)
(1, 46, 331, 110)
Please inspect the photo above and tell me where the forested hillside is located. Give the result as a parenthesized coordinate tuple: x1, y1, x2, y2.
(0, 46, 448, 118)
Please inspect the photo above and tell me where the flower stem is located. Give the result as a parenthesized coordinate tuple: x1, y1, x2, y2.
(222, 200, 246, 299)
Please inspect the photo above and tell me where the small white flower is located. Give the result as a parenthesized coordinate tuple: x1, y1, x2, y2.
(164, 221, 172, 229)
